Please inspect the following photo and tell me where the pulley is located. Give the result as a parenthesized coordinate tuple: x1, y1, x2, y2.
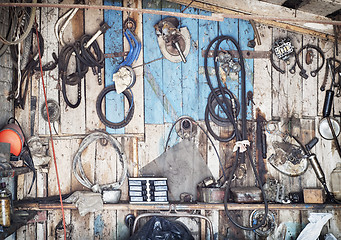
(154, 17, 191, 63)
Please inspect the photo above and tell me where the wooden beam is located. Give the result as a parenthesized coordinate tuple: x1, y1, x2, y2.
(169, 0, 339, 41)
(15, 202, 341, 211)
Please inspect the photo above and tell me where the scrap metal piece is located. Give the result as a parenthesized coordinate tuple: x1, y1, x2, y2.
(268, 141, 308, 176)
(249, 209, 276, 237)
(140, 140, 213, 201)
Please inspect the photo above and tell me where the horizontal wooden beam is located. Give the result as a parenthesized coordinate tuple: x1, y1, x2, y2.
(0, 2, 340, 26)
(169, 0, 339, 42)
(15, 202, 341, 211)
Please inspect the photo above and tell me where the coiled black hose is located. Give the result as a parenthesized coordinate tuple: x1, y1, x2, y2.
(59, 35, 104, 108)
(96, 84, 134, 129)
(204, 35, 268, 231)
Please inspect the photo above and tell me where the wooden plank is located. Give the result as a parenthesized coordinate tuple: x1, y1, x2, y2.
(271, 27, 288, 119)
(218, 17, 239, 109)
(124, 0, 144, 134)
(162, 0, 182, 123)
(173, 0, 334, 34)
(181, 6, 200, 120)
(287, 31, 303, 119)
(254, 23, 272, 119)
(198, 9, 218, 120)
(94, 211, 117, 239)
(169, 0, 337, 41)
(116, 137, 132, 240)
(239, 19, 254, 120)
(39, 0, 59, 135)
(143, 0, 164, 124)
(59, 0, 86, 135)
(47, 139, 73, 196)
(300, 118, 318, 188)
(104, 0, 124, 134)
(302, 35, 319, 117)
(95, 135, 119, 239)
(84, 0, 105, 132)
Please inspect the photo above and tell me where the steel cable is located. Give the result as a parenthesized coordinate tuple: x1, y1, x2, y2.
(72, 131, 127, 192)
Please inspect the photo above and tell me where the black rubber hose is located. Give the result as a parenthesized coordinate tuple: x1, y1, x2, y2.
(96, 85, 134, 129)
(204, 35, 268, 231)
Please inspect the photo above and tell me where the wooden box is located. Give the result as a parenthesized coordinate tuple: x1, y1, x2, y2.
(303, 188, 325, 204)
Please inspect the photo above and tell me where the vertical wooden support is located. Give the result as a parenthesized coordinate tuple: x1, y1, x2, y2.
(143, 0, 164, 124)
(254, 23, 272, 119)
(84, 0, 105, 132)
(59, 0, 86, 135)
(104, 0, 124, 134)
(124, 0, 144, 135)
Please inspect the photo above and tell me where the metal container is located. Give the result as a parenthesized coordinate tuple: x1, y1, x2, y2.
(230, 187, 263, 203)
(197, 187, 225, 203)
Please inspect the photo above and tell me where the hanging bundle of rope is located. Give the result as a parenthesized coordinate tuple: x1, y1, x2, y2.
(204, 35, 268, 231)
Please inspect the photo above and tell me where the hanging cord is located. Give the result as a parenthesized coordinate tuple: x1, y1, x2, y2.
(204, 35, 268, 231)
(34, 19, 67, 240)
(163, 116, 227, 182)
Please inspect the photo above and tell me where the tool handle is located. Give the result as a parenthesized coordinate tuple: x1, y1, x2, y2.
(305, 137, 318, 152)
(322, 90, 334, 117)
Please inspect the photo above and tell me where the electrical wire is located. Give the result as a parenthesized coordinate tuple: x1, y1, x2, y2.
(204, 35, 268, 231)
(34, 19, 67, 240)
(72, 131, 127, 192)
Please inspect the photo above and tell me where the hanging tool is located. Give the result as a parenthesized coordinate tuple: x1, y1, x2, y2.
(154, 17, 191, 63)
(296, 44, 325, 79)
(116, 29, 141, 71)
(293, 136, 335, 202)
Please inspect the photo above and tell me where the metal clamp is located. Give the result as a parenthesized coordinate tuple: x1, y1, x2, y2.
(296, 44, 325, 79)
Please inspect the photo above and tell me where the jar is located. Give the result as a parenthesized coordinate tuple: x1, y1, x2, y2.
(0, 183, 11, 227)
(331, 163, 341, 201)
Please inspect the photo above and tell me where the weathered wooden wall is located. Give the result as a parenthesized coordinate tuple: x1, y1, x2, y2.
(8, 0, 341, 239)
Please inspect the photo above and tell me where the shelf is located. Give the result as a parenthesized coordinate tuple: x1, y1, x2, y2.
(15, 202, 341, 211)
(0, 167, 31, 178)
(0, 210, 37, 239)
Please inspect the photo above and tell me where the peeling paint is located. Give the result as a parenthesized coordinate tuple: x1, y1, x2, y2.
(94, 214, 104, 238)
(145, 66, 178, 121)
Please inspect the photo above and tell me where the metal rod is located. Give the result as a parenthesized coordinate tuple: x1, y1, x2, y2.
(1, 2, 341, 25)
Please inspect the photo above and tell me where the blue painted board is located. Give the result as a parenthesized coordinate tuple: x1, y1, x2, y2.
(143, 0, 164, 124)
(238, 19, 254, 120)
(181, 7, 200, 120)
(198, 10, 218, 121)
(162, 1, 182, 123)
(104, 0, 124, 134)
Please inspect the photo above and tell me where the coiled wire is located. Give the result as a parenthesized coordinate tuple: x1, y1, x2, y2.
(72, 132, 127, 193)
(204, 35, 268, 231)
